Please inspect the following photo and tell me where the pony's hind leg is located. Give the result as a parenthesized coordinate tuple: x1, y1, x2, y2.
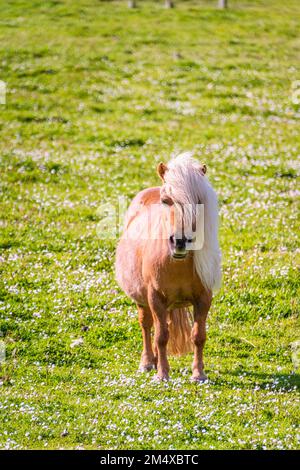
(138, 305, 156, 372)
(191, 296, 211, 382)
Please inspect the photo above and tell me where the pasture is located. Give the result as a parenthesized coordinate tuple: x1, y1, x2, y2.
(0, 0, 299, 449)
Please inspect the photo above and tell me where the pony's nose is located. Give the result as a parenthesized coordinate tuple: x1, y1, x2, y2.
(175, 237, 186, 250)
(172, 236, 187, 259)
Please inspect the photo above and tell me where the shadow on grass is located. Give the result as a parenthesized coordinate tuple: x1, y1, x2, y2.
(219, 369, 300, 391)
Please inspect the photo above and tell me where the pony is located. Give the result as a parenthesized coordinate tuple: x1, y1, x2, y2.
(115, 152, 221, 381)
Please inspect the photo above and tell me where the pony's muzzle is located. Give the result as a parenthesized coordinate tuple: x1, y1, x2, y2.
(169, 235, 187, 259)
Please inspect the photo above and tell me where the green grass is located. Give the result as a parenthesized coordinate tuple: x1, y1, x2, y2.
(0, 0, 299, 450)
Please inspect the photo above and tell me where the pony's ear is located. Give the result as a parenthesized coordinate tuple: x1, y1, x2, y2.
(201, 164, 207, 175)
(157, 162, 168, 181)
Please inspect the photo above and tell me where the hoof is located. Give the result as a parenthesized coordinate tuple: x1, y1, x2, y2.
(191, 374, 208, 383)
(138, 363, 156, 373)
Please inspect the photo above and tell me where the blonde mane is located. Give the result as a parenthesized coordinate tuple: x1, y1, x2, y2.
(163, 152, 221, 291)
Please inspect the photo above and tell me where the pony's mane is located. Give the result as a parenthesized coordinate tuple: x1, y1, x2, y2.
(164, 152, 221, 291)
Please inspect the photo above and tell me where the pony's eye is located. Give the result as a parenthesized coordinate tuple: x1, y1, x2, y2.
(161, 198, 172, 206)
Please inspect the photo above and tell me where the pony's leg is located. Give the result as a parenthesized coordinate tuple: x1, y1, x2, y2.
(138, 305, 156, 372)
(148, 289, 169, 380)
(191, 299, 211, 382)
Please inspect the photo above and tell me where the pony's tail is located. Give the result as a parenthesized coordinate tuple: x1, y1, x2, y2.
(167, 308, 193, 356)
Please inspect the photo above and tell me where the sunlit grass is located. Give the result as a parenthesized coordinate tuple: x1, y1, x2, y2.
(0, 0, 299, 450)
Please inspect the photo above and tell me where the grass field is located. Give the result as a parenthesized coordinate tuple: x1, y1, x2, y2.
(0, 0, 299, 450)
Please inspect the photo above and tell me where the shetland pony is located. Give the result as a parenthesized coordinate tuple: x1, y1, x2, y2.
(115, 153, 221, 381)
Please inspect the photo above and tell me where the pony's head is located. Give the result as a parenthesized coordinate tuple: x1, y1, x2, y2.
(157, 151, 221, 292)
(157, 152, 207, 260)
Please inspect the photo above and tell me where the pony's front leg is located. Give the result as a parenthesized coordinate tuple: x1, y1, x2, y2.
(191, 297, 211, 382)
(148, 289, 169, 380)
(138, 305, 156, 372)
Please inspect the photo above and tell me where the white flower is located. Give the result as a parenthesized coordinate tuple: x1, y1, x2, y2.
(70, 338, 84, 348)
